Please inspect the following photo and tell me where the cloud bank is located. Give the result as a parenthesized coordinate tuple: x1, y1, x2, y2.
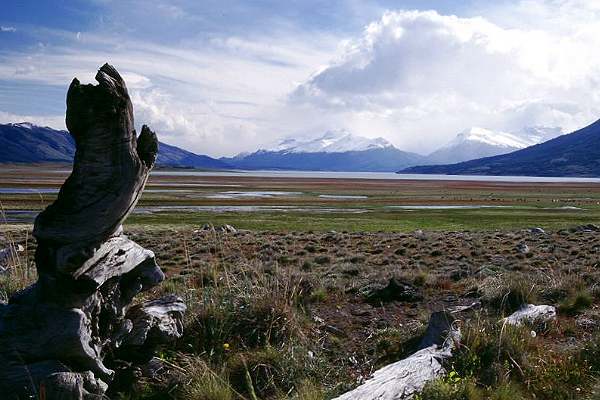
(2, 1, 600, 156)
(290, 5, 600, 153)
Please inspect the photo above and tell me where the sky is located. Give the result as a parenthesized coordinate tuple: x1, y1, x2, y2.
(1, 0, 600, 157)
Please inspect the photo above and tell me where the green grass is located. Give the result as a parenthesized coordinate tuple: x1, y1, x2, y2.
(125, 207, 600, 232)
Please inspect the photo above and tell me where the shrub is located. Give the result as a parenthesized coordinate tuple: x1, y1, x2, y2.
(309, 287, 328, 303)
(314, 255, 331, 265)
(293, 379, 325, 400)
(416, 376, 482, 400)
(488, 382, 525, 400)
(177, 357, 235, 400)
(481, 275, 538, 314)
(451, 318, 535, 386)
(558, 290, 593, 316)
(182, 272, 307, 360)
(227, 347, 314, 399)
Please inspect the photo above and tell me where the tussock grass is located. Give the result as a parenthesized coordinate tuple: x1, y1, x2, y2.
(480, 274, 539, 315)
(0, 207, 35, 302)
(415, 315, 600, 400)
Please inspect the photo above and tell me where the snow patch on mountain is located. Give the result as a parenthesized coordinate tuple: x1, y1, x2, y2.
(10, 122, 36, 130)
(269, 130, 394, 153)
(442, 127, 534, 150)
(519, 126, 563, 144)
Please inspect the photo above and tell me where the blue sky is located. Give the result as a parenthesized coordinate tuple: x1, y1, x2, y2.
(1, 0, 600, 156)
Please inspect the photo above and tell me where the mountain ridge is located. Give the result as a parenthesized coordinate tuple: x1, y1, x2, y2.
(222, 130, 425, 172)
(222, 146, 427, 172)
(401, 119, 600, 177)
(425, 126, 562, 165)
(0, 122, 231, 169)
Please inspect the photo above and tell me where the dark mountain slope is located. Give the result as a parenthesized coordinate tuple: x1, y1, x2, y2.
(401, 119, 600, 177)
(155, 141, 229, 169)
(0, 123, 75, 163)
(0, 123, 230, 169)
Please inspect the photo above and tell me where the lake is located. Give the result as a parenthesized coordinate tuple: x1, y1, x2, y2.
(152, 170, 600, 183)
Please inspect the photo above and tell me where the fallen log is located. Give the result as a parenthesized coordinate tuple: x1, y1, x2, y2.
(333, 311, 461, 400)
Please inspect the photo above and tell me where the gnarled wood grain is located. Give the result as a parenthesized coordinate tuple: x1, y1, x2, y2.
(34, 63, 157, 249)
(0, 64, 184, 399)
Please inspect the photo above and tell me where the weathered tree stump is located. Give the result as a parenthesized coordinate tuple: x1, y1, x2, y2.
(0, 64, 185, 399)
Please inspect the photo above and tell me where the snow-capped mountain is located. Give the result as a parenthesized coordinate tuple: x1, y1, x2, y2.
(402, 119, 600, 177)
(446, 127, 535, 149)
(222, 130, 425, 172)
(519, 126, 563, 144)
(222, 126, 565, 172)
(426, 127, 561, 165)
(269, 130, 393, 153)
(9, 122, 36, 130)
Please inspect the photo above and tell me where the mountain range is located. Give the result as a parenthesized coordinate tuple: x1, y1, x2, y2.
(401, 119, 600, 177)
(0, 122, 230, 169)
(221, 127, 559, 171)
(221, 130, 427, 172)
(2, 121, 597, 177)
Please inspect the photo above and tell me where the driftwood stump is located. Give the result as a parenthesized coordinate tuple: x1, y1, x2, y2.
(0, 64, 185, 399)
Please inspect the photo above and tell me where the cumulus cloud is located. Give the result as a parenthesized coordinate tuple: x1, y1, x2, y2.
(3, 1, 600, 156)
(291, 7, 600, 153)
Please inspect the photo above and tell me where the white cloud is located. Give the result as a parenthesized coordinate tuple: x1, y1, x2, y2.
(1, 26, 16, 32)
(290, 7, 600, 154)
(3, 1, 600, 157)
(0, 29, 340, 156)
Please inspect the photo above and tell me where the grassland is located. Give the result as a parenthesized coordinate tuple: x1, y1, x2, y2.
(3, 165, 600, 399)
(2, 165, 600, 231)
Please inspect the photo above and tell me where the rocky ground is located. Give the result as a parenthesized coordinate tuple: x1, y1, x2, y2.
(3, 225, 600, 399)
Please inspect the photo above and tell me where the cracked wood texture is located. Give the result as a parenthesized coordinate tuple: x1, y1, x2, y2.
(0, 64, 185, 400)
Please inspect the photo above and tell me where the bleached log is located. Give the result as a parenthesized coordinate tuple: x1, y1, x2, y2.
(333, 311, 460, 400)
(502, 304, 556, 327)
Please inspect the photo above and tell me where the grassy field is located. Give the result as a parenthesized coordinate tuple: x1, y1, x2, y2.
(3, 166, 600, 399)
(124, 207, 600, 232)
(2, 165, 600, 232)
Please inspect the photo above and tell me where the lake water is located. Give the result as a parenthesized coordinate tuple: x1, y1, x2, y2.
(205, 191, 303, 199)
(319, 194, 369, 199)
(151, 170, 600, 183)
(0, 188, 59, 194)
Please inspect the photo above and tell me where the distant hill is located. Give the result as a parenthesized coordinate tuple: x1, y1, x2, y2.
(0, 123, 76, 163)
(0, 122, 230, 169)
(427, 127, 537, 164)
(222, 130, 427, 172)
(401, 119, 600, 177)
(155, 141, 230, 169)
